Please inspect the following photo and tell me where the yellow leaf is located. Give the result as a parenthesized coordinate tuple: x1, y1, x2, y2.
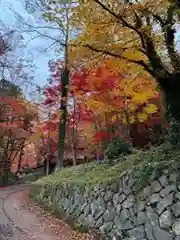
(129, 116, 135, 124)
(112, 115, 117, 122)
(137, 113, 148, 122)
(143, 104, 157, 114)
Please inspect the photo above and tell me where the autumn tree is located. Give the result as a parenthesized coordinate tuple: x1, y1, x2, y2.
(70, 61, 162, 154)
(69, 0, 180, 142)
(0, 96, 37, 185)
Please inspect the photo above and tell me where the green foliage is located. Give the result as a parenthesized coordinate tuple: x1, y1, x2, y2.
(134, 147, 180, 191)
(104, 138, 132, 160)
(165, 118, 180, 148)
(33, 151, 142, 189)
(20, 167, 34, 174)
(33, 146, 180, 195)
(0, 171, 16, 186)
(147, 124, 166, 146)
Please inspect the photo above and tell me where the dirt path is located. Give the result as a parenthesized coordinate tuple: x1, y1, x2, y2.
(0, 184, 97, 240)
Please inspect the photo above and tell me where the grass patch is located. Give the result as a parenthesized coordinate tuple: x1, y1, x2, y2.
(33, 154, 141, 189)
(33, 147, 180, 192)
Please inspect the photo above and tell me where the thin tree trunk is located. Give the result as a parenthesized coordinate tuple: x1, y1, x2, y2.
(45, 110, 51, 175)
(46, 157, 50, 176)
(71, 96, 77, 166)
(56, 66, 69, 169)
(16, 141, 25, 174)
(124, 102, 132, 147)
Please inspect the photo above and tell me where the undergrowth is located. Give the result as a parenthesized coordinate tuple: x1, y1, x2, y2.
(33, 147, 180, 191)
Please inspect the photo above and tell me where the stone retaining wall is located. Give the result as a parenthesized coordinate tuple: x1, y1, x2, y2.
(31, 171, 180, 240)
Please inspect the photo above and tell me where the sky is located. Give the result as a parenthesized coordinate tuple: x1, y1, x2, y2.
(1, 0, 180, 97)
(0, 0, 59, 88)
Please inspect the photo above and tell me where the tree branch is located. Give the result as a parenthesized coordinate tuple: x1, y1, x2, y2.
(72, 43, 158, 77)
(92, 0, 169, 78)
(164, 4, 180, 70)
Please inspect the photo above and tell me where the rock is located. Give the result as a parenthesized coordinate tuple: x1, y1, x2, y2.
(78, 213, 87, 223)
(107, 201, 114, 210)
(172, 220, 180, 235)
(172, 202, 180, 218)
(175, 192, 180, 201)
(121, 220, 134, 230)
(103, 208, 116, 222)
(114, 216, 133, 230)
(145, 223, 155, 240)
(134, 200, 145, 213)
(160, 185, 176, 197)
(123, 185, 131, 196)
(114, 216, 122, 229)
(100, 222, 113, 233)
(63, 198, 71, 210)
(159, 175, 168, 187)
(138, 186, 151, 200)
(74, 205, 83, 217)
(169, 173, 177, 183)
(119, 194, 127, 203)
(119, 186, 123, 195)
(83, 204, 90, 216)
(84, 214, 95, 227)
(151, 180, 162, 193)
(153, 226, 173, 240)
(136, 211, 146, 226)
(91, 199, 105, 220)
(128, 225, 145, 240)
(74, 193, 83, 206)
(129, 208, 134, 218)
(123, 238, 137, 240)
(100, 190, 105, 197)
(159, 210, 172, 229)
(80, 203, 87, 212)
(113, 193, 120, 205)
(156, 195, 173, 215)
(146, 206, 158, 226)
(104, 191, 113, 201)
(120, 209, 130, 222)
(111, 230, 123, 240)
(148, 193, 160, 205)
(95, 216, 103, 228)
(122, 195, 134, 209)
(116, 204, 122, 214)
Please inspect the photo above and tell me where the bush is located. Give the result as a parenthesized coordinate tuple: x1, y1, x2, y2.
(104, 138, 132, 160)
(165, 118, 180, 148)
(0, 171, 16, 187)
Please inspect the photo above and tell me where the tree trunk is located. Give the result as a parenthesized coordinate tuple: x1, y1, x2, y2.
(45, 158, 50, 176)
(158, 72, 180, 121)
(158, 72, 180, 146)
(56, 68, 69, 169)
(71, 96, 77, 167)
(16, 143, 24, 174)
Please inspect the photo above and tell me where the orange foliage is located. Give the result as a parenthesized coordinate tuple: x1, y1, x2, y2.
(0, 97, 37, 173)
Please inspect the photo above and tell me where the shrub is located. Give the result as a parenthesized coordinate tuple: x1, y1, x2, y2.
(0, 171, 15, 186)
(104, 138, 132, 160)
(165, 118, 180, 148)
